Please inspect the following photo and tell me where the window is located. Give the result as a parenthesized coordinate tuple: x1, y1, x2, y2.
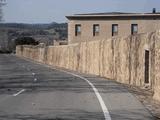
(131, 24, 138, 35)
(145, 50, 150, 84)
(112, 24, 118, 36)
(75, 24, 81, 36)
(93, 24, 100, 36)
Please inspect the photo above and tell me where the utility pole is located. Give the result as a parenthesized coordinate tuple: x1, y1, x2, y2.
(0, 0, 6, 22)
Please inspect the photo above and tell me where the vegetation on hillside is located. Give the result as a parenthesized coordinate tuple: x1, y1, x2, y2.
(15, 37, 39, 46)
(0, 22, 68, 53)
(0, 22, 67, 30)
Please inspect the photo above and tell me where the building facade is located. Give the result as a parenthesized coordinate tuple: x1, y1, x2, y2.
(66, 12, 160, 44)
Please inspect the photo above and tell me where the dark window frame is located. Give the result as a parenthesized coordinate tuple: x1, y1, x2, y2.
(75, 24, 81, 36)
(112, 24, 118, 36)
(145, 50, 150, 84)
(93, 24, 100, 36)
(131, 24, 138, 35)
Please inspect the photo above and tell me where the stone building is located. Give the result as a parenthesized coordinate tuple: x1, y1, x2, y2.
(66, 11, 160, 44)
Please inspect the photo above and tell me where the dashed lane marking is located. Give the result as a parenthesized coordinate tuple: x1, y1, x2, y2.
(13, 89, 26, 97)
(15, 56, 111, 120)
(32, 73, 36, 76)
(34, 78, 37, 82)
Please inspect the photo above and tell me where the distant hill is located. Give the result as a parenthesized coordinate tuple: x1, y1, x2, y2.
(0, 22, 67, 30)
(0, 22, 68, 52)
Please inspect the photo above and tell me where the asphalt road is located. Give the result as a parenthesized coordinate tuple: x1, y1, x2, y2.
(0, 54, 154, 120)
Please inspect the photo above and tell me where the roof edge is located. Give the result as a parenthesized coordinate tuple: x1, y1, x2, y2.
(66, 12, 160, 20)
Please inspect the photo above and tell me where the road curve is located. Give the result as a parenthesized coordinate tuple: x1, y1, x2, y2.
(0, 54, 154, 120)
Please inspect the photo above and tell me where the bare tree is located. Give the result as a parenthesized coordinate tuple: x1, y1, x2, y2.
(0, 0, 6, 22)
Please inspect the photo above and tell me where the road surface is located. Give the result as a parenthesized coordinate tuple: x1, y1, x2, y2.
(0, 54, 154, 120)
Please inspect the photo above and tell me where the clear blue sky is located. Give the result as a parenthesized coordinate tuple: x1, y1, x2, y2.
(3, 0, 160, 23)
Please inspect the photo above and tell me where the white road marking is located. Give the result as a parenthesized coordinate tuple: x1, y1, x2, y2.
(32, 73, 36, 76)
(13, 89, 26, 97)
(34, 78, 37, 82)
(17, 57, 111, 120)
(56, 69, 112, 120)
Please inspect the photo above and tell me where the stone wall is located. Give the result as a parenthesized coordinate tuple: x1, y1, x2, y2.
(153, 31, 160, 101)
(16, 31, 160, 102)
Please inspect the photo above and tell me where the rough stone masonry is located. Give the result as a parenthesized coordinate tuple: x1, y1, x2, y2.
(16, 30, 160, 102)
